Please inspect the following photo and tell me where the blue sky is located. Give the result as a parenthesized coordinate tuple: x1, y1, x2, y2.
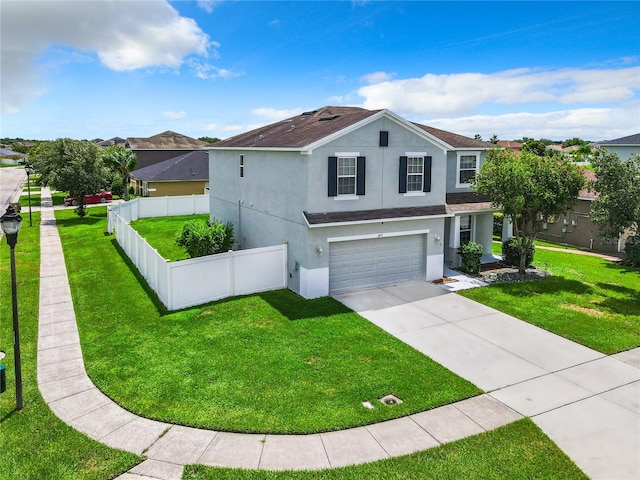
(1, 1, 639, 141)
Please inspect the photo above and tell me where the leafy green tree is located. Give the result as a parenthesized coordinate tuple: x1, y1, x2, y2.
(29, 139, 111, 217)
(562, 137, 587, 148)
(472, 149, 586, 273)
(198, 136, 220, 144)
(521, 139, 549, 156)
(101, 145, 137, 200)
(489, 134, 499, 145)
(591, 151, 640, 263)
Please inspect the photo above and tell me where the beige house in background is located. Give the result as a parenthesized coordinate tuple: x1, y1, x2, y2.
(130, 150, 209, 197)
(539, 170, 627, 253)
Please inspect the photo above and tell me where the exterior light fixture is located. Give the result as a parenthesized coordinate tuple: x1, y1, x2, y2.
(1, 205, 24, 410)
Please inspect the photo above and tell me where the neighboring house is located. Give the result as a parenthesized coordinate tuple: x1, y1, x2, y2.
(538, 170, 627, 253)
(130, 150, 209, 197)
(0, 147, 26, 165)
(597, 133, 640, 161)
(126, 131, 211, 169)
(208, 106, 495, 298)
(97, 137, 127, 148)
(497, 140, 523, 154)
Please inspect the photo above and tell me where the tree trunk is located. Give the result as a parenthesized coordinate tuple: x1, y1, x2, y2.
(518, 239, 527, 274)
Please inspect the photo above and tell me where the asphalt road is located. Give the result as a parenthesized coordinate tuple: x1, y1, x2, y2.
(0, 166, 26, 213)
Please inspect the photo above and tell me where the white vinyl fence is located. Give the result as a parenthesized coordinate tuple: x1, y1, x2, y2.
(108, 196, 288, 310)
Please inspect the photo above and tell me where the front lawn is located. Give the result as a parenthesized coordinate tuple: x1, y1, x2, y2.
(18, 192, 66, 207)
(461, 247, 639, 354)
(185, 419, 587, 480)
(0, 212, 141, 480)
(130, 214, 209, 261)
(56, 208, 480, 434)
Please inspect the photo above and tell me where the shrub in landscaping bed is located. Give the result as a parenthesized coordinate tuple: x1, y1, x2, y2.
(458, 241, 483, 275)
(502, 237, 535, 268)
(624, 235, 640, 267)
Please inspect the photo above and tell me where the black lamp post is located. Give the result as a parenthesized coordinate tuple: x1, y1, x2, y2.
(1, 205, 23, 410)
(24, 163, 33, 227)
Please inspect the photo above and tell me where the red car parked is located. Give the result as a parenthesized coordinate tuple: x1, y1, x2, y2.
(64, 191, 113, 206)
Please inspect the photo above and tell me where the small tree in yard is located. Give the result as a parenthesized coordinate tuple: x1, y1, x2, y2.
(591, 151, 640, 266)
(176, 219, 235, 258)
(29, 138, 111, 218)
(472, 149, 585, 273)
(101, 145, 137, 201)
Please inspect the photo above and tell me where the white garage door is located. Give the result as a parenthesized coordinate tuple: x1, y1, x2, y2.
(329, 235, 425, 293)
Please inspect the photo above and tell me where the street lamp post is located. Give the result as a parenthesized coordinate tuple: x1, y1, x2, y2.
(1, 205, 23, 410)
(24, 163, 33, 227)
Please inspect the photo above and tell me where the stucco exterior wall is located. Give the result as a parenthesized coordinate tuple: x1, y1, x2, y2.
(307, 116, 448, 213)
(599, 146, 640, 162)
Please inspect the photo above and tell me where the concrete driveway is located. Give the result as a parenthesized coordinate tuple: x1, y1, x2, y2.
(335, 282, 640, 480)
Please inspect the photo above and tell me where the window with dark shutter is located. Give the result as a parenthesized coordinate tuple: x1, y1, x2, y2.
(379, 131, 389, 147)
(328, 156, 338, 196)
(356, 156, 366, 195)
(423, 156, 432, 192)
(398, 156, 408, 193)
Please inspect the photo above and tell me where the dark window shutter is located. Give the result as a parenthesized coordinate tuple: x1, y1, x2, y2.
(379, 131, 389, 147)
(399, 156, 407, 193)
(356, 156, 366, 195)
(328, 156, 337, 197)
(423, 156, 432, 192)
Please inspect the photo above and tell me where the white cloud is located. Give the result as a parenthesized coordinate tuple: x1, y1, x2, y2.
(197, 0, 222, 14)
(163, 111, 186, 119)
(188, 60, 242, 80)
(361, 71, 395, 84)
(1, 0, 212, 114)
(251, 107, 304, 122)
(425, 101, 640, 141)
(358, 67, 640, 117)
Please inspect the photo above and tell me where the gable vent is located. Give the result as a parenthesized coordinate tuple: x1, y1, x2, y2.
(319, 115, 340, 121)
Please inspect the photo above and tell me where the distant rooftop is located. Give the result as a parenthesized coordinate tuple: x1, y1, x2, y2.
(130, 150, 208, 182)
(127, 131, 211, 150)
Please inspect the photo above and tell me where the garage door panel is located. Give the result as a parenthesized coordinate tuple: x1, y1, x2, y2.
(329, 235, 426, 293)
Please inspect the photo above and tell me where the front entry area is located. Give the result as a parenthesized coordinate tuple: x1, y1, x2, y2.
(328, 234, 426, 293)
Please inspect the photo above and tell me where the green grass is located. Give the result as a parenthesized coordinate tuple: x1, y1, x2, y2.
(184, 419, 587, 480)
(18, 192, 66, 207)
(56, 207, 480, 434)
(462, 247, 639, 354)
(0, 212, 141, 480)
(130, 214, 209, 261)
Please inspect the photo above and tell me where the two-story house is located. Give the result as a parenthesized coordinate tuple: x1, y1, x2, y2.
(208, 106, 495, 298)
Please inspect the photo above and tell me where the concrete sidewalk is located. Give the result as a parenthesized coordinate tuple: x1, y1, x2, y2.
(35, 187, 639, 480)
(35, 187, 522, 480)
(336, 282, 640, 480)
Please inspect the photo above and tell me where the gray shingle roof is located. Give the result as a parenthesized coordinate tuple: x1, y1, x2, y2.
(130, 150, 208, 182)
(211, 106, 491, 150)
(213, 107, 380, 149)
(599, 133, 640, 146)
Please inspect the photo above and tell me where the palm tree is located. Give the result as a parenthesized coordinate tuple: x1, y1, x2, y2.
(102, 146, 137, 200)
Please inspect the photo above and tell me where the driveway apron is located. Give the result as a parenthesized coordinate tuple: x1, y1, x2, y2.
(334, 282, 640, 480)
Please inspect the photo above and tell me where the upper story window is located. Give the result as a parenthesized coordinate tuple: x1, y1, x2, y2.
(459, 214, 472, 244)
(399, 155, 432, 194)
(337, 157, 356, 195)
(457, 152, 479, 187)
(328, 155, 366, 198)
(239, 154, 244, 178)
(407, 156, 424, 192)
